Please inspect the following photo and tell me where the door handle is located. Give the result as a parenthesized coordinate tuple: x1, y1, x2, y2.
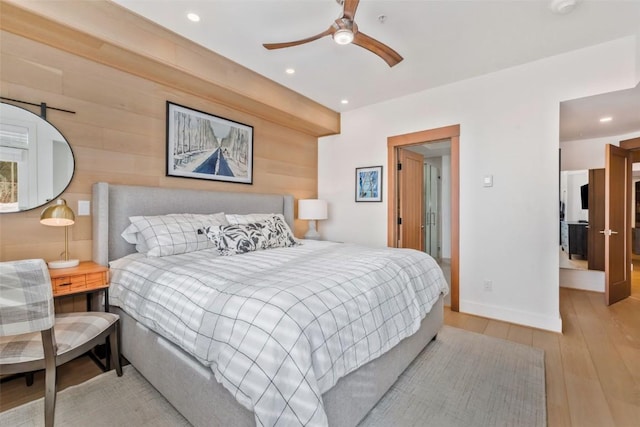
(599, 230, 619, 236)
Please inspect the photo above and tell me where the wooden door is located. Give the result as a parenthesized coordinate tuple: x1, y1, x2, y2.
(398, 148, 424, 250)
(587, 168, 605, 271)
(604, 144, 631, 305)
(387, 125, 460, 311)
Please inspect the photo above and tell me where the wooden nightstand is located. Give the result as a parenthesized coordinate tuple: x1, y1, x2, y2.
(49, 261, 112, 371)
(49, 261, 110, 312)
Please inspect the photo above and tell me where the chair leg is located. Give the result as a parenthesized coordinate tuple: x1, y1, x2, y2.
(44, 362, 56, 427)
(110, 321, 123, 377)
(41, 329, 57, 427)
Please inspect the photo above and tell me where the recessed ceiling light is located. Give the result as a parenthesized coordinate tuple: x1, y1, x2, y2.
(599, 116, 613, 123)
(285, 68, 295, 75)
(187, 13, 200, 22)
(341, 99, 349, 105)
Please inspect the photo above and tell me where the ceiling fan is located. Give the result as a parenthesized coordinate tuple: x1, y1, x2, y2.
(263, 0, 403, 67)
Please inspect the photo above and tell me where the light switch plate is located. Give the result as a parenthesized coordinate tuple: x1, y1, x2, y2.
(483, 175, 493, 187)
(78, 200, 91, 216)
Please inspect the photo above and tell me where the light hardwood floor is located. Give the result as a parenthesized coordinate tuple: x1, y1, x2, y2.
(446, 286, 640, 427)
(2, 280, 639, 426)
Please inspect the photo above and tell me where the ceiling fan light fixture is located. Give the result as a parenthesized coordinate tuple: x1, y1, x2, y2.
(549, 0, 578, 14)
(263, 0, 402, 67)
(333, 29, 354, 45)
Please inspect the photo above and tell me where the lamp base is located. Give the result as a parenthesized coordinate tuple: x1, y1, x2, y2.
(48, 259, 79, 269)
(304, 220, 321, 240)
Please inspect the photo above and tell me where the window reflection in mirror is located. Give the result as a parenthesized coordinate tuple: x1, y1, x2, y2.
(0, 102, 74, 213)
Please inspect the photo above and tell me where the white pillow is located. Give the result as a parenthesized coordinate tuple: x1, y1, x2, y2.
(121, 213, 228, 257)
(121, 224, 149, 253)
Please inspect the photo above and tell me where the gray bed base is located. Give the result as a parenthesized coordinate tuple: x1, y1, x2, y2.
(92, 182, 444, 427)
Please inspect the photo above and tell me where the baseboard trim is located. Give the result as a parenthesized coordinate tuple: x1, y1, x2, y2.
(460, 300, 563, 333)
(560, 268, 604, 292)
(559, 268, 605, 292)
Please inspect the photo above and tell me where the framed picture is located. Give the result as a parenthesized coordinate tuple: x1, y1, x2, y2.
(166, 101, 253, 184)
(355, 166, 383, 202)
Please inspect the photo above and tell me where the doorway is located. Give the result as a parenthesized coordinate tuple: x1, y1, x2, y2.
(387, 125, 460, 311)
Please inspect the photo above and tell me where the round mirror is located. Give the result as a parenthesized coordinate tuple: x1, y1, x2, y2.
(0, 102, 75, 213)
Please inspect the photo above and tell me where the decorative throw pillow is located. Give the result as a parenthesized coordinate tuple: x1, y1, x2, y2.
(225, 213, 296, 242)
(121, 213, 228, 257)
(201, 222, 270, 256)
(202, 216, 299, 256)
(225, 213, 280, 225)
(262, 215, 298, 248)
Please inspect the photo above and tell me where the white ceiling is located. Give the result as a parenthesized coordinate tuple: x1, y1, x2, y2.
(560, 82, 640, 141)
(407, 139, 452, 158)
(112, 0, 640, 140)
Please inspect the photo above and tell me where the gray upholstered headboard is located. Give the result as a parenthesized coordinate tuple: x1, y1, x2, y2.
(92, 182, 295, 265)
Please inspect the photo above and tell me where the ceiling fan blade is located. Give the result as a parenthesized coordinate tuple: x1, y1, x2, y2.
(343, 0, 360, 20)
(352, 31, 403, 67)
(263, 26, 335, 50)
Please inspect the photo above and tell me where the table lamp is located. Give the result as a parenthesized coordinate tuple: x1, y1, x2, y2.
(298, 199, 328, 240)
(40, 198, 79, 269)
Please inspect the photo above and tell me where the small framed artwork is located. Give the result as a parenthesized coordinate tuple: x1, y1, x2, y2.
(355, 166, 383, 202)
(166, 101, 253, 184)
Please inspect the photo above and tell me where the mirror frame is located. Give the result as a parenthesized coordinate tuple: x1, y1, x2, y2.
(0, 102, 75, 213)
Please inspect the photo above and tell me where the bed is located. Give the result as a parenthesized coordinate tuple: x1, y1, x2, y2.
(92, 182, 448, 427)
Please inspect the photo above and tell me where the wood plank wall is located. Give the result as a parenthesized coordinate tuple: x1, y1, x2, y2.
(0, 30, 324, 262)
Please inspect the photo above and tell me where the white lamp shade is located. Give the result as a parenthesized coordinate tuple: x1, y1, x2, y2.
(298, 199, 328, 220)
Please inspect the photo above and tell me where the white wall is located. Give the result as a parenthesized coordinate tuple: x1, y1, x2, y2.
(561, 131, 640, 171)
(637, 30, 640, 83)
(318, 36, 639, 332)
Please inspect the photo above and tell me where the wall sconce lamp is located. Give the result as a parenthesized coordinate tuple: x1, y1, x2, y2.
(298, 199, 328, 240)
(40, 199, 79, 269)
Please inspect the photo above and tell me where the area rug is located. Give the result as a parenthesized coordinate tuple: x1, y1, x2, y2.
(359, 326, 546, 426)
(0, 326, 545, 427)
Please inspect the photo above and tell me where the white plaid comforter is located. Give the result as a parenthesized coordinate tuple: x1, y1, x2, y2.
(109, 241, 449, 426)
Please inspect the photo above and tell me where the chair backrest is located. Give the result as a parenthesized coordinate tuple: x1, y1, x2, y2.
(0, 259, 54, 337)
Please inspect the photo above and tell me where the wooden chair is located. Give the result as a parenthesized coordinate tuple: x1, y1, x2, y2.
(0, 259, 122, 427)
